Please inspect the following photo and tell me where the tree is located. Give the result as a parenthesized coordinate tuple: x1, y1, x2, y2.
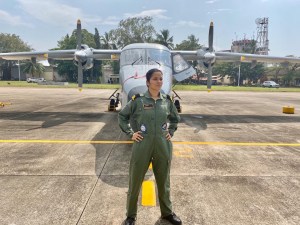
(213, 62, 265, 85)
(174, 34, 202, 50)
(101, 31, 116, 49)
(111, 17, 156, 48)
(155, 29, 174, 49)
(281, 63, 300, 86)
(0, 33, 31, 80)
(94, 28, 101, 49)
(22, 61, 45, 78)
(93, 28, 102, 82)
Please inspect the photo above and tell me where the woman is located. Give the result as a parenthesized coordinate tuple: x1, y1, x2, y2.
(118, 68, 182, 225)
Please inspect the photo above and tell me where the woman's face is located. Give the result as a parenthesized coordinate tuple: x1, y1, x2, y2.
(147, 71, 163, 91)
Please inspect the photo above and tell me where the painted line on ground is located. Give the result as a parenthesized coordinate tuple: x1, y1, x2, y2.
(1, 139, 300, 146)
(141, 180, 156, 206)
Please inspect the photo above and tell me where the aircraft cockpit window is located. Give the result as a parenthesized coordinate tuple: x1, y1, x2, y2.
(147, 49, 171, 68)
(172, 54, 189, 73)
(120, 49, 145, 66)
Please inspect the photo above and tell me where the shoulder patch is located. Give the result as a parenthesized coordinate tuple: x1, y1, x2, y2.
(166, 94, 173, 101)
(132, 93, 143, 101)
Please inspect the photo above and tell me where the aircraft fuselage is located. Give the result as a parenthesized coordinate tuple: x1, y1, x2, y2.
(119, 43, 173, 106)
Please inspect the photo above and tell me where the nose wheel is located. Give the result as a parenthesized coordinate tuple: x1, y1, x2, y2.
(108, 89, 120, 111)
(174, 100, 182, 113)
(172, 90, 182, 113)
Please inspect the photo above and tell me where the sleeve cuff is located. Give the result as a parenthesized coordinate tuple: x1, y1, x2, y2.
(169, 130, 174, 137)
(127, 132, 134, 138)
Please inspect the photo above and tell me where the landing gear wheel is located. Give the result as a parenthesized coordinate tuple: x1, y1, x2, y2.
(174, 100, 182, 113)
(108, 99, 116, 111)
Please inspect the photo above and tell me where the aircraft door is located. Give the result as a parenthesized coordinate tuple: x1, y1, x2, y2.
(172, 53, 196, 82)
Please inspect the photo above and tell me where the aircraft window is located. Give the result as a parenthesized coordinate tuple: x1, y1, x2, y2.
(147, 49, 171, 68)
(131, 56, 143, 65)
(120, 49, 145, 66)
(173, 54, 189, 73)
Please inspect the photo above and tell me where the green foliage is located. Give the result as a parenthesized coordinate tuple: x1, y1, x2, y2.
(22, 61, 45, 77)
(0, 33, 32, 80)
(57, 29, 96, 49)
(0, 33, 32, 52)
(213, 62, 265, 85)
(154, 29, 174, 49)
(174, 35, 202, 50)
(57, 61, 77, 82)
(101, 31, 116, 49)
(94, 28, 101, 49)
(111, 17, 156, 48)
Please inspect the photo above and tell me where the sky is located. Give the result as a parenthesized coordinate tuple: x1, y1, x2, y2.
(0, 0, 299, 56)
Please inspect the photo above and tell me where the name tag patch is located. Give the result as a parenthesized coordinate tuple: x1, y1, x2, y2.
(143, 104, 154, 109)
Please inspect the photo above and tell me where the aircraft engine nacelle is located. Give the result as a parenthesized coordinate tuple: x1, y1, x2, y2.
(73, 45, 94, 70)
(197, 48, 215, 68)
(73, 58, 93, 70)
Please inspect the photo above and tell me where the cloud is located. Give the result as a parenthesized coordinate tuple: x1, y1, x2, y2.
(205, 0, 218, 3)
(0, 9, 32, 27)
(17, 0, 118, 27)
(174, 20, 204, 28)
(17, 0, 83, 27)
(124, 9, 170, 19)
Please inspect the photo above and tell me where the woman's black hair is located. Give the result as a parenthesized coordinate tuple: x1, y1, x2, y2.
(146, 68, 162, 82)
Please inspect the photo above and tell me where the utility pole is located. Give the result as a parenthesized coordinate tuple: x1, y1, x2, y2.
(238, 65, 241, 86)
(18, 60, 21, 81)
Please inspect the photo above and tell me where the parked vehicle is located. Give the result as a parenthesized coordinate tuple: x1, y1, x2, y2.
(27, 78, 46, 83)
(262, 81, 279, 88)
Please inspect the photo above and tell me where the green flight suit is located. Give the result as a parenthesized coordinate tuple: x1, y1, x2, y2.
(118, 90, 180, 218)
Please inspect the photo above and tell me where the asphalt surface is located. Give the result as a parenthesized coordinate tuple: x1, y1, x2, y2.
(0, 87, 299, 225)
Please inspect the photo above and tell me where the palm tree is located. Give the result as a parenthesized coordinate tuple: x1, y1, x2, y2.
(101, 31, 116, 49)
(155, 29, 174, 49)
(23, 61, 45, 78)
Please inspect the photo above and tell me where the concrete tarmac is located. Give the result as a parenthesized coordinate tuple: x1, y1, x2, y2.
(0, 87, 299, 225)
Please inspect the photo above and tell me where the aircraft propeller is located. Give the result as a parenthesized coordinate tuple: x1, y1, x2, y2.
(76, 19, 83, 89)
(207, 21, 214, 90)
(196, 22, 216, 90)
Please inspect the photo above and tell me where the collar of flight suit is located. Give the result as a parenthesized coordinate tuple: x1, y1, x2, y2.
(144, 90, 164, 100)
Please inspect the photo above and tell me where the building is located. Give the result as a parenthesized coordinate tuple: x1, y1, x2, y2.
(231, 39, 256, 54)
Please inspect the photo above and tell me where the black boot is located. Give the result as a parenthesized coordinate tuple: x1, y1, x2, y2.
(162, 212, 182, 225)
(124, 217, 135, 225)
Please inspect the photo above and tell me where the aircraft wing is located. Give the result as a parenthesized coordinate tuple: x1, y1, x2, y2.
(0, 49, 122, 61)
(92, 49, 121, 60)
(172, 50, 300, 64)
(215, 52, 300, 64)
(0, 50, 76, 60)
(171, 50, 198, 61)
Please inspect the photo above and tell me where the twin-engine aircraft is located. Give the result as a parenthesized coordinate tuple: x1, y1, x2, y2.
(1, 20, 300, 112)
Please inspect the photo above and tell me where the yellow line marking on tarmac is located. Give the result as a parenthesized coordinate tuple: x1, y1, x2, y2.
(174, 146, 194, 158)
(141, 162, 156, 207)
(0, 140, 300, 146)
(141, 180, 156, 206)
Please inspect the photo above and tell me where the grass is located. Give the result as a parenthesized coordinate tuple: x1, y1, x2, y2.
(1, 81, 300, 92)
(172, 84, 300, 92)
(0, 81, 120, 89)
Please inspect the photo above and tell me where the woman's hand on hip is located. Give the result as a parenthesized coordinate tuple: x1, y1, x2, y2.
(132, 131, 143, 142)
